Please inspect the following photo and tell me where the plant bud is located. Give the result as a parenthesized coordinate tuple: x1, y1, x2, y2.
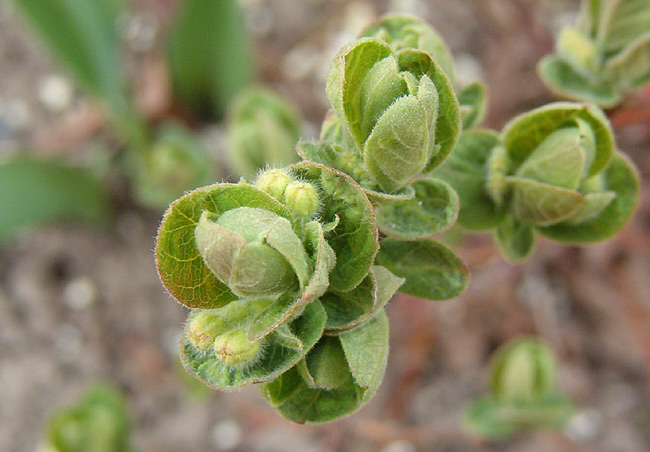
(255, 168, 292, 200)
(214, 329, 264, 368)
(186, 311, 226, 352)
(195, 208, 300, 297)
(490, 338, 556, 404)
(284, 181, 320, 217)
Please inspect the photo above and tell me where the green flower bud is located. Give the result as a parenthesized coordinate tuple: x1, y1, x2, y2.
(326, 38, 460, 193)
(255, 168, 292, 200)
(490, 338, 556, 404)
(284, 181, 320, 217)
(214, 329, 264, 368)
(229, 88, 302, 179)
(194, 208, 304, 297)
(186, 311, 227, 352)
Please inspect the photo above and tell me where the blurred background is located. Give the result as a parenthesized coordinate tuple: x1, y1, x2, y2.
(1, 0, 649, 451)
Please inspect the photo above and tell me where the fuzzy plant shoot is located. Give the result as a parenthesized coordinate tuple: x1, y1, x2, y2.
(465, 338, 574, 439)
(539, 0, 650, 107)
(155, 11, 641, 424)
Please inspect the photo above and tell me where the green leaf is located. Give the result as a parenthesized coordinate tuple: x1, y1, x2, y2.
(305, 336, 351, 389)
(322, 266, 403, 333)
(502, 102, 614, 178)
(156, 183, 289, 309)
(364, 95, 434, 192)
(262, 310, 389, 423)
(326, 38, 394, 146)
(604, 33, 650, 89)
(537, 56, 621, 108)
(290, 162, 378, 292)
(261, 366, 363, 424)
(538, 152, 639, 243)
(375, 238, 468, 300)
(598, 0, 650, 53)
(495, 215, 536, 262)
(10, 0, 126, 111)
(0, 156, 111, 243)
(509, 177, 585, 226)
(181, 300, 326, 390)
(434, 130, 506, 230)
(132, 122, 217, 209)
(458, 81, 488, 129)
(272, 323, 303, 351)
(168, 0, 253, 118)
(339, 309, 389, 392)
(375, 177, 459, 239)
(359, 14, 456, 84)
(397, 49, 461, 172)
(228, 87, 302, 178)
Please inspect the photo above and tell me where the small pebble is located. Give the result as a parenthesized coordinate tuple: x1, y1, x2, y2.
(211, 419, 242, 451)
(118, 12, 158, 52)
(63, 276, 98, 310)
(37, 75, 74, 112)
(382, 439, 417, 452)
(565, 409, 603, 443)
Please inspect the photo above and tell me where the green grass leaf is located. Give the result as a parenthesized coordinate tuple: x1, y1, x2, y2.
(0, 157, 111, 243)
(168, 0, 254, 118)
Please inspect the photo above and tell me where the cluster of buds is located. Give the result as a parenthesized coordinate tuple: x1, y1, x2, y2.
(539, 0, 650, 107)
(435, 102, 639, 260)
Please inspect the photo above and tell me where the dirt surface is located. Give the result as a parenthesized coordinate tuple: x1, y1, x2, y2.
(1, 1, 650, 451)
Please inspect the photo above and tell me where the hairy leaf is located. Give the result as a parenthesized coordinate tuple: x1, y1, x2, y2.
(375, 238, 468, 300)
(458, 81, 488, 129)
(495, 215, 536, 262)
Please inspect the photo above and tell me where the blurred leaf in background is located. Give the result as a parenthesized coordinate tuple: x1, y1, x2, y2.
(228, 87, 302, 179)
(0, 156, 111, 243)
(168, 0, 254, 119)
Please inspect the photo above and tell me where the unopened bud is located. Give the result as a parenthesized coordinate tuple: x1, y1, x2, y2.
(256, 169, 292, 200)
(284, 181, 320, 217)
(214, 329, 264, 368)
(186, 311, 226, 352)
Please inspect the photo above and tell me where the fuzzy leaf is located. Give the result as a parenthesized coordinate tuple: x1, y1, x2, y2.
(364, 95, 433, 192)
(495, 215, 536, 262)
(434, 130, 505, 230)
(273, 323, 303, 350)
(339, 309, 389, 391)
(375, 238, 468, 300)
(458, 81, 488, 129)
(604, 33, 650, 89)
(538, 152, 639, 243)
(156, 184, 289, 309)
(598, 0, 650, 53)
(290, 162, 378, 292)
(181, 300, 326, 391)
(305, 336, 351, 389)
(397, 49, 460, 172)
(375, 177, 459, 239)
(322, 266, 403, 333)
(537, 56, 621, 107)
(509, 177, 584, 226)
(502, 102, 614, 177)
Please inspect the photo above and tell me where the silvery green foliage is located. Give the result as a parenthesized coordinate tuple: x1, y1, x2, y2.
(228, 87, 302, 179)
(465, 338, 574, 439)
(360, 15, 488, 129)
(47, 385, 135, 452)
(539, 0, 650, 107)
(156, 162, 408, 422)
(435, 102, 639, 261)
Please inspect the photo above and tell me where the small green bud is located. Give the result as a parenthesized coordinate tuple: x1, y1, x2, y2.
(490, 338, 556, 404)
(284, 181, 320, 217)
(255, 168, 292, 200)
(557, 27, 600, 75)
(214, 329, 264, 368)
(186, 311, 226, 352)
